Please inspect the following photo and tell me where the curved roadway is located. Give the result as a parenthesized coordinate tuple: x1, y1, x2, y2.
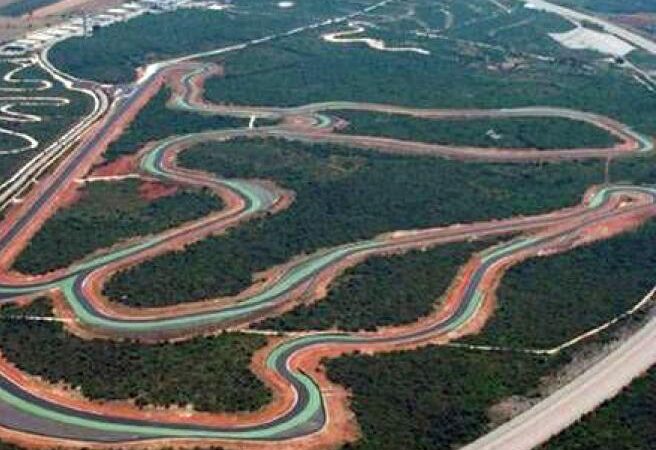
(0, 4, 654, 447)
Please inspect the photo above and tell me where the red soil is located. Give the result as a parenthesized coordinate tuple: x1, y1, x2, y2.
(89, 155, 138, 177)
(0, 67, 167, 272)
(138, 181, 178, 201)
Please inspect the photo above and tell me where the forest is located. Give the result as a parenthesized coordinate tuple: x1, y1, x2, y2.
(47, 0, 372, 83)
(0, 299, 270, 412)
(335, 111, 618, 150)
(257, 239, 494, 331)
(466, 221, 656, 349)
(104, 137, 619, 308)
(13, 179, 222, 274)
(102, 88, 245, 162)
(328, 345, 563, 450)
(540, 364, 656, 449)
(206, 5, 656, 135)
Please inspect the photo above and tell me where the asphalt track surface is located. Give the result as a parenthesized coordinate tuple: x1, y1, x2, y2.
(0, 4, 654, 448)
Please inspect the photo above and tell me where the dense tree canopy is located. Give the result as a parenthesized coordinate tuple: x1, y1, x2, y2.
(0, 299, 270, 412)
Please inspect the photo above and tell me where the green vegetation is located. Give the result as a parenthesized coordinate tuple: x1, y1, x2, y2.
(0, 0, 59, 16)
(49, 0, 372, 83)
(542, 364, 656, 450)
(0, 442, 23, 450)
(335, 111, 619, 149)
(103, 88, 245, 162)
(328, 345, 561, 450)
(104, 137, 624, 308)
(0, 299, 270, 412)
(553, 0, 656, 14)
(467, 221, 656, 349)
(13, 179, 222, 274)
(0, 61, 91, 184)
(257, 240, 493, 332)
(0, 132, 28, 153)
(207, 3, 656, 134)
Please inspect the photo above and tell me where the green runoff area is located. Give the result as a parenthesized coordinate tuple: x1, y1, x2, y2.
(104, 136, 637, 309)
(0, 299, 270, 413)
(48, 0, 377, 83)
(334, 110, 619, 150)
(13, 179, 222, 274)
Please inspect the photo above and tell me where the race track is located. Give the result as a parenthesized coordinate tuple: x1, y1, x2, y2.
(0, 2, 654, 448)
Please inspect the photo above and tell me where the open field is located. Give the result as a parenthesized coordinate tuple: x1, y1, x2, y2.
(0, 0, 124, 42)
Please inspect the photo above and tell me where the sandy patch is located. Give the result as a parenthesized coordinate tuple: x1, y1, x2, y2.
(550, 26, 635, 57)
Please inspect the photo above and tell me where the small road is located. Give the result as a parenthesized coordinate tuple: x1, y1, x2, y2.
(462, 305, 656, 450)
